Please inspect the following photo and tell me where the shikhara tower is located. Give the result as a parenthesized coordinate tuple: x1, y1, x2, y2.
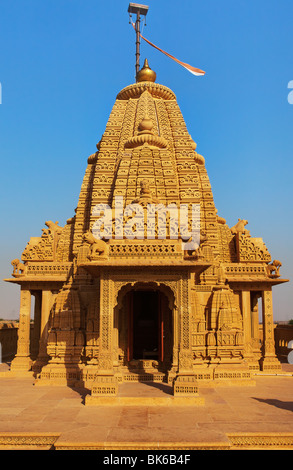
(6, 57, 288, 403)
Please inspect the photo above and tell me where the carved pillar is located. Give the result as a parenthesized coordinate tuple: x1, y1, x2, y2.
(171, 304, 179, 373)
(177, 275, 193, 372)
(87, 271, 118, 402)
(30, 291, 42, 359)
(260, 289, 281, 371)
(98, 272, 114, 372)
(112, 305, 120, 369)
(241, 290, 253, 357)
(11, 287, 32, 371)
(34, 289, 53, 369)
(174, 274, 199, 397)
(251, 293, 261, 352)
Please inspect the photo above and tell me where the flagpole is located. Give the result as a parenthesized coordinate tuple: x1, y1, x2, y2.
(135, 10, 141, 80)
(128, 3, 149, 82)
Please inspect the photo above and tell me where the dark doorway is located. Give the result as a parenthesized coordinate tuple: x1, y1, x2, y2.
(122, 288, 173, 368)
(131, 290, 159, 360)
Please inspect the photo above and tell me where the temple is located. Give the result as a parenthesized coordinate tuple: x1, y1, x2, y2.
(5, 59, 288, 403)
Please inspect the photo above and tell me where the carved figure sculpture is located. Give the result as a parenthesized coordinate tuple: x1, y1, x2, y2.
(267, 260, 282, 278)
(11, 259, 25, 276)
(192, 230, 209, 258)
(133, 179, 160, 205)
(82, 231, 109, 259)
(42, 220, 63, 237)
(231, 219, 249, 235)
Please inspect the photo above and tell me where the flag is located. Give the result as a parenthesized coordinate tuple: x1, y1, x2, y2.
(131, 23, 205, 77)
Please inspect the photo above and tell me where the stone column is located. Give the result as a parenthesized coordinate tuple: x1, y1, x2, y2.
(171, 305, 179, 371)
(241, 290, 253, 357)
(37, 289, 53, 366)
(177, 276, 193, 371)
(98, 273, 114, 373)
(86, 272, 118, 403)
(251, 293, 261, 351)
(11, 287, 32, 371)
(260, 289, 281, 372)
(30, 291, 42, 359)
(174, 275, 199, 398)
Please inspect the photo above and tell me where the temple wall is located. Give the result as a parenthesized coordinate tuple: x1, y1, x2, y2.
(2, 321, 292, 364)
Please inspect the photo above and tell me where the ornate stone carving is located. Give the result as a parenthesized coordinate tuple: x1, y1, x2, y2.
(116, 81, 176, 101)
(82, 231, 109, 259)
(11, 259, 26, 276)
(22, 233, 54, 261)
(132, 179, 160, 205)
(236, 233, 272, 263)
(231, 219, 249, 235)
(125, 115, 168, 149)
(267, 260, 282, 278)
(42, 221, 63, 237)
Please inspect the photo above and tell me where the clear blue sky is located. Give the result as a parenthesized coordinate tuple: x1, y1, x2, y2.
(0, 0, 292, 320)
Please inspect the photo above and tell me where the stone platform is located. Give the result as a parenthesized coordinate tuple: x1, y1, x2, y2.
(0, 362, 292, 450)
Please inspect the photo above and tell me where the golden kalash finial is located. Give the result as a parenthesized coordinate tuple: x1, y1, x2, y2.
(136, 59, 156, 82)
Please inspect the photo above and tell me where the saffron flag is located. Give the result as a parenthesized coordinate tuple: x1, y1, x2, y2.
(132, 23, 205, 76)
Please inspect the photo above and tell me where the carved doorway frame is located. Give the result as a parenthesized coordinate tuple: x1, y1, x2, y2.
(114, 283, 174, 370)
(96, 269, 191, 376)
(98, 270, 192, 375)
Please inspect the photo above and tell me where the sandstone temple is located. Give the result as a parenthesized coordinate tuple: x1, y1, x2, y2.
(5, 59, 288, 403)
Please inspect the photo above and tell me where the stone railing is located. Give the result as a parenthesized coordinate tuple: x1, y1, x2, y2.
(0, 322, 18, 360)
(274, 324, 293, 362)
(0, 322, 35, 361)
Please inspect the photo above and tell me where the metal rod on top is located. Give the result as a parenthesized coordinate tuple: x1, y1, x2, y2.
(128, 3, 149, 82)
(135, 10, 141, 78)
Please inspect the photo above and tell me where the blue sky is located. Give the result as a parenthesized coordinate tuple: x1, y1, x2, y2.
(0, 0, 292, 320)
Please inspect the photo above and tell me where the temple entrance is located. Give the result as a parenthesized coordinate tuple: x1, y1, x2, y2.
(129, 290, 159, 361)
(117, 286, 173, 372)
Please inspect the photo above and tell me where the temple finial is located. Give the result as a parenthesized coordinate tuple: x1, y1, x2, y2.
(136, 59, 156, 82)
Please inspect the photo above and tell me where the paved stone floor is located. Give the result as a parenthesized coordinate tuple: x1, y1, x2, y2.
(0, 362, 292, 449)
